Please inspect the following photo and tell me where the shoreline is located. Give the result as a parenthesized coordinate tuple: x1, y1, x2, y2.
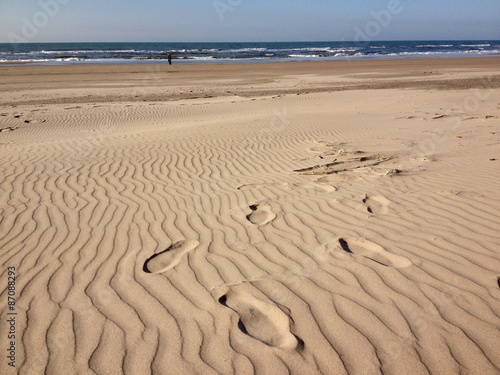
(1, 53, 499, 67)
(2, 55, 500, 69)
(1, 49, 500, 375)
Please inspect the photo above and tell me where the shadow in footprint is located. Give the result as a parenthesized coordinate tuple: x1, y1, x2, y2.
(339, 238, 352, 253)
(218, 284, 302, 351)
(338, 237, 411, 268)
(497, 277, 500, 289)
(144, 240, 199, 273)
(362, 198, 374, 214)
(218, 295, 228, 306)
(238, 320, 250, 335)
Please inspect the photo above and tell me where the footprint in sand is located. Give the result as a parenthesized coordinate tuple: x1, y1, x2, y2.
(144, 240, 199, 273)
(338, 237, 411, 268)
(362, 195, 391, 214)
(299, 183, 337, 193)
(246, 203, 276, 225)
(218, 284, 302, 350)
(0, 127, 17, 133)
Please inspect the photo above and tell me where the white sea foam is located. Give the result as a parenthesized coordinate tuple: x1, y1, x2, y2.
(416, 44, 453, 48)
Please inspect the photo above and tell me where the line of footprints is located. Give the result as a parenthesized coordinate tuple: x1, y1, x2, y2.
(143, 199, 413, 352)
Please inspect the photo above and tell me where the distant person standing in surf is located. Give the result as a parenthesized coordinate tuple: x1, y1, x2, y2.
(167, 52, 172, 65)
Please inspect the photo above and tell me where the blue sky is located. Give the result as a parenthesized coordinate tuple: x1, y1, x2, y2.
(1, 0, 499, 43)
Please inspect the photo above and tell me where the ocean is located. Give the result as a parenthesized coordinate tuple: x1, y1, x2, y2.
(0, 41, 499, 65)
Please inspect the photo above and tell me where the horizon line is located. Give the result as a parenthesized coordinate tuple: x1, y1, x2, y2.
(1, 38, 499, 44)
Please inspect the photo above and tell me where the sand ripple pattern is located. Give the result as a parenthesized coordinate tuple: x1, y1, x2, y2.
(1, 90, 500, 375)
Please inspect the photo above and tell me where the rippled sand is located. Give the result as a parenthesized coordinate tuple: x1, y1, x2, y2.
(1, 57, 500, 375)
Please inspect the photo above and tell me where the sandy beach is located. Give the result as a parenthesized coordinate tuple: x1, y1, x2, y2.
(1, 57, 500, 375)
